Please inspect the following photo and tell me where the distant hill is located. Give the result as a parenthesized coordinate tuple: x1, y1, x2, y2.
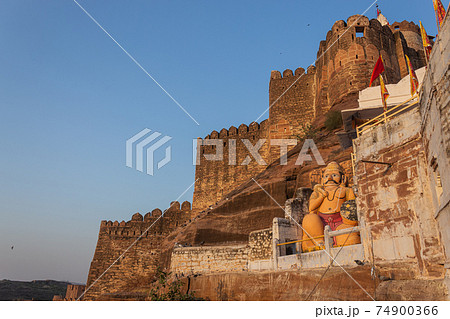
(0, 279, 70, 301)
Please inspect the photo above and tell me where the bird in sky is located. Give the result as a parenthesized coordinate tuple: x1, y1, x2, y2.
(11, 246, 14, 250)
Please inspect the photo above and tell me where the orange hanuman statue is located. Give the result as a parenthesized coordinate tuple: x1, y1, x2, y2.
(302, 162, 360, 252)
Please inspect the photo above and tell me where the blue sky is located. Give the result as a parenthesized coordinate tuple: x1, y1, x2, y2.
(0, 0, 442, 283)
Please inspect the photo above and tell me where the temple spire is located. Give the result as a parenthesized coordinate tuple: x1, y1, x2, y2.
(376, 4, 389, 26)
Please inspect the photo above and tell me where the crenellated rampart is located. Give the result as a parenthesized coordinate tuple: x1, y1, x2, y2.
(192, 15, 427, 211)
(83, 201, 195, 300)
(314, 16, 426, 113)
(192, 120, 270, 210)
(268, 65, 317, 161)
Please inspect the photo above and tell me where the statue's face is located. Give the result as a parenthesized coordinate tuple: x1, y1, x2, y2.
(323, 169, 342, 186)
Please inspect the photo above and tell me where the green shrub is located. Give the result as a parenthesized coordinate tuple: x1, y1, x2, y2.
(147, 267, 203, 301)
(294, 123, 318, 141)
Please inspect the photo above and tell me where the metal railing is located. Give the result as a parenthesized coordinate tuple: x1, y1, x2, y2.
(351, 152, 356, 178)
(356, 94, 419, 137)
(276, 235, 324, 246)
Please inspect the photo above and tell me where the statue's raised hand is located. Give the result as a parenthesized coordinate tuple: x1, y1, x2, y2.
(313, 184, 328, 197)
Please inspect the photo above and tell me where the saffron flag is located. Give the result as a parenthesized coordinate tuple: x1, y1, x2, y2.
(406, 55, 419, 96)
(420, 21, 433, 60)
(377, 7, 381, 17)
(433, 0, 447, 28)
(380, 74, 390, 112)
(370, 55, 385, 86)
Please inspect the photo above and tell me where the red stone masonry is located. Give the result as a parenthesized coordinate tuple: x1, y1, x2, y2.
(268, 66, 316, 162)
(65, 284, 85, 301)
(83, 201, 195, 300)
(192, 121, 269, 211)
(192, 15, 427, 211)
(356, 131, 445, 278)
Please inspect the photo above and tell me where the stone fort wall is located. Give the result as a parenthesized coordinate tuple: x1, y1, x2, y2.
(315, 16, 426, 116)
(53, 284, 85, 301)
(192, 120, 270, 211)
(192, 15, 427, 211)
(171, 245, 249, 276)
(83, 201, 195, 300)
(268, 66, 316, 161)
(65, 284, 85, 301)
(170, 227, 273, 276)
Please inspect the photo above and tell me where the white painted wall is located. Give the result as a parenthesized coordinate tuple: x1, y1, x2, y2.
(358, 67, 426, 109)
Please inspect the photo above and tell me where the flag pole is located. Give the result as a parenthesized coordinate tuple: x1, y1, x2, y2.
(381, 75, 387, 119)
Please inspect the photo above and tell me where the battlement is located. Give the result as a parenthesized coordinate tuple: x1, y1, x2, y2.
(84, 200, 195, 300)
(194, 62, 318, 209)
(324, 15, 372, 42)
(314, 15, 426, 114)
(268, 63, 317, 161)
(193, 120, 271, 210)
(201, 120, 269, 141)
(100, 201, 192, 227)
(270, 66, 317, 80)
(389, 20, 421, 33)
(97, 201, 194, 239)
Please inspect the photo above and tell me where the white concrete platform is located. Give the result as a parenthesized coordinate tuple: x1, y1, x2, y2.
(249, 244, 365, 271)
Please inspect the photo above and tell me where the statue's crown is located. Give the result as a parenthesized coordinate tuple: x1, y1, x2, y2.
(324, 161, 344, 174)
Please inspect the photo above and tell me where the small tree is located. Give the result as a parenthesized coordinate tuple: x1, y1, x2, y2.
(147, 267, 203, 301)
(294, 123, 318, 142)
